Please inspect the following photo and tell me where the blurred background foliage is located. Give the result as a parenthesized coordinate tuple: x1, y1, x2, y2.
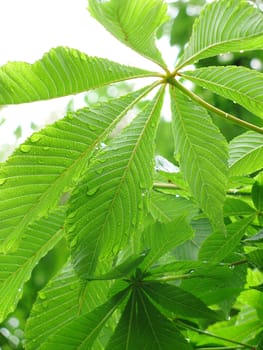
(0, 1, 263, 348)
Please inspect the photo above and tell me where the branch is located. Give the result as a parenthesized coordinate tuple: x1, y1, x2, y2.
(176, 320, 256, 350)
(168, 77, 263, 135)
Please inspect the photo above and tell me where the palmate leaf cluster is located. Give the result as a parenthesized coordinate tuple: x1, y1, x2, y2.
(0, 0, 263, 349)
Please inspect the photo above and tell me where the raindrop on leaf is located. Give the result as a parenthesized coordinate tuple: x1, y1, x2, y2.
(20, 145, 31, 153)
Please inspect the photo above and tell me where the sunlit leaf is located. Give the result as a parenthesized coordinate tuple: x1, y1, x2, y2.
(0, 208, 65, 322)
(67, 88, 165, 278)
(229, 131, 263, 176)
(199, 216, 254, 263)
(170, 86, 228, 231)
(182, 66, 263, 118)
(39, 289, 128, 350)
(141, 217, 194, 271)
(178, 0, 263, 68)
(88, 0, 168, 69)
(0, 47, 156, 105)
(0, 87, 152, 252)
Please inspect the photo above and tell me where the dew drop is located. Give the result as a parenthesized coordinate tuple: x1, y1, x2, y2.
(88, 124, 97, 131)
(80, 53, 86, 61)
(30, 133, 42, 143)
(86, 186, 100, 196)
(0, 178, 6, 185)
(39, 291, 47, 300)
(43, 146, 50, 151)
(20, 145, 31, 153)
(95, 166, 104, 175)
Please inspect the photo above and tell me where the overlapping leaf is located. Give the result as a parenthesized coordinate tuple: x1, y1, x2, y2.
(229, 131, 263, 176)
(170, 87, 228, 231)
(143, 282, 218, 320)
(0, 46, 156, 105)
(25, 261, 111, 349)
(38, 288, 128, 350)
(66, 87, 165, 278)
(182, 66, 263, 118)
(106, 290, 191, 350)
(0, 208, 65, 322)
(141, 217, 194, 271)
(149, 190, 198, 223)
(88, 0, 168, 69)
(0, 87, 152, 252)
(199, 216, 253, 263)
(177, 0, 263, 68)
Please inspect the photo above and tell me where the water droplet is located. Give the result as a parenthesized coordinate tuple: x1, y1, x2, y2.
(80, 53, 86, 61)
(17, 288, 22, 293)
(100, 142, 107, 149)
(96, 167, 104, 175)
(68, 211, 77, 219)
(39, 291, 47, 300)
(86, 186, 100, 196)
(30, 133, 42, 143)
(0, 178, 6, 185)
(88, 124, 97, 131)
(20, 145, 31, 153)
(72, 50, 79, 59)
(43, 146, 49, 151)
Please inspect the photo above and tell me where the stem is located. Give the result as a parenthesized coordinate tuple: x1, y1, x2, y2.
(153, 182, 182, 190)
(153, 181, 251, 196)
(145, 273, 199, 283)
(169, 78, 263, 135)
(177, 320, 256, 350)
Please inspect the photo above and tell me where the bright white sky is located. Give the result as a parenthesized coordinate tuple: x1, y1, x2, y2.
(0, 0, 176, 147)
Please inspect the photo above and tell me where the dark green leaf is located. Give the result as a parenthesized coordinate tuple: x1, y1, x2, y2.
(143, 282, 218, 320)
(106, 290, 191, 350)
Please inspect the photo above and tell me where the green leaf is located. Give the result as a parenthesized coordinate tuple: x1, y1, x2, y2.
(174, 218, 212, 261)
(67, 88, 165, 278)
(25, 262, 111, 349)
(229, 131, 263, 176)
(141, 217, 194, 271)
(149, 190, 198, 223)
(178, 0, 263, 68)
(143, 282, 218, 320)
(252, 178, 263, 212)
(224, 198, 256, 217)
(170, 87, 228, 231)
(182, 66, 263, 118)
(180, 264, 247, 310)
(0, 87, 151, 253)
(246, 249, 263, 269)
(106, 290, 191, 350)
(0, 47, 156, 105)
(89, 251, 148, 281)
(0, 208, 64, 322)
(148, 260, 205, 277)
(88, 0, 168, 69)
(39, 288, 128, 350)
(199, 216, 253, 263)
